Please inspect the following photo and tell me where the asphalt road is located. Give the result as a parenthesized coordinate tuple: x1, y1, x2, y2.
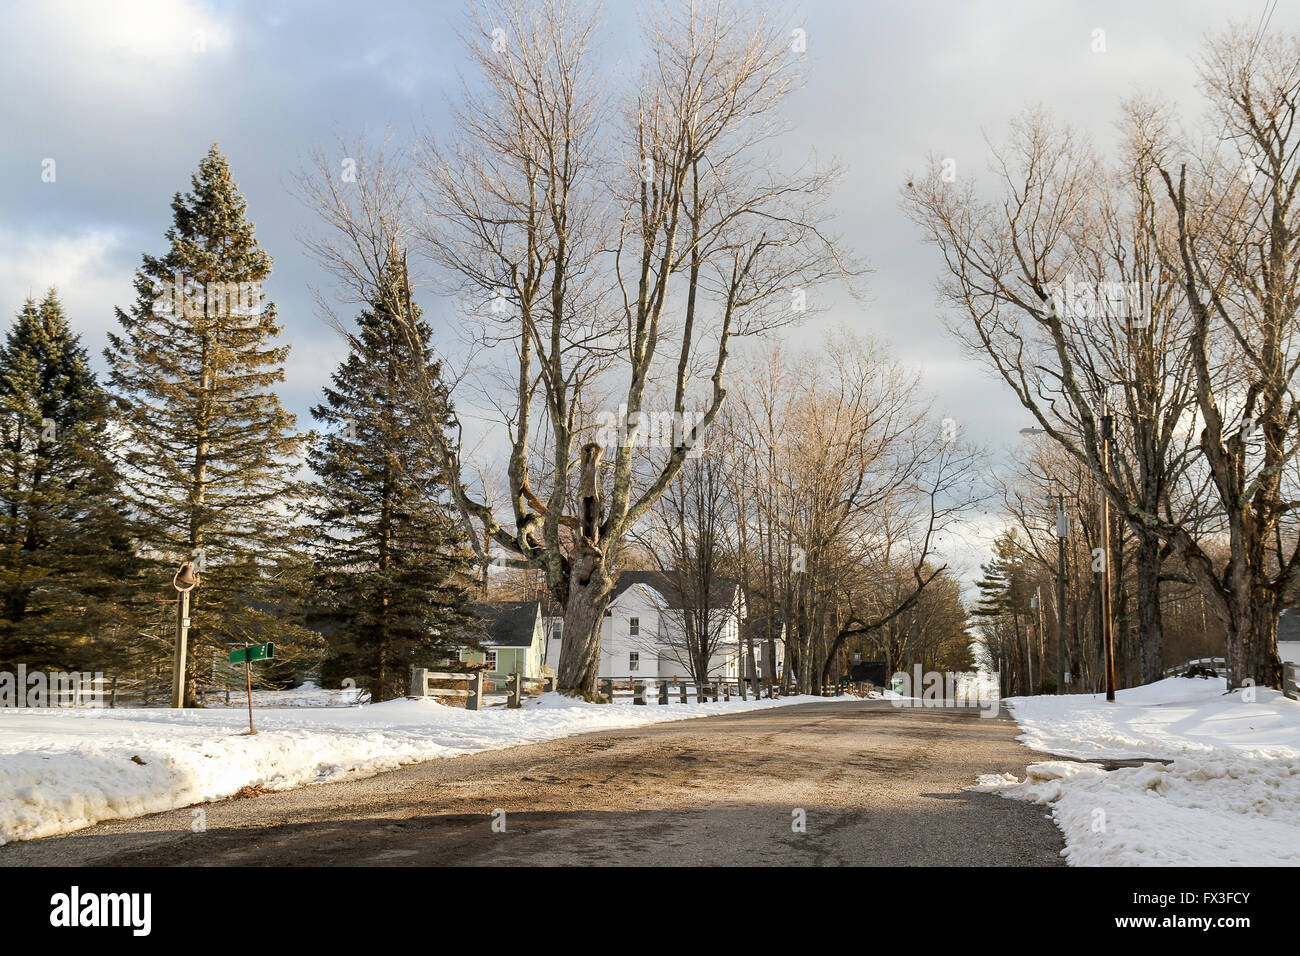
(1, 700, 1065, 866)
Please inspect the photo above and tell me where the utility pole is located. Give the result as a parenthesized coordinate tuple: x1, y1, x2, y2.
(1100, 411, 1117, 702)
(1032, 586, 1045, 692)
(1055, 494, 1069, 694)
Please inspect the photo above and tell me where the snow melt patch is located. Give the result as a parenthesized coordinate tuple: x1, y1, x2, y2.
(0, 691, 849, 845)
(976, 677, 1300, 866)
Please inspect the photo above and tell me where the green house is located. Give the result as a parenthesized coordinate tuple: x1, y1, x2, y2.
(460, 601, 547, 682)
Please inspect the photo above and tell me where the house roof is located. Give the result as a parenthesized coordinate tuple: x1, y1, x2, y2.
(470, 601, 540, 647)
(608, 570, 739, 610)
(1281, 608, 1300, 643)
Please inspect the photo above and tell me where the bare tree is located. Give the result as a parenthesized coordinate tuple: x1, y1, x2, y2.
(298, 0, 849, 697)
(904, 29, 1300, 689)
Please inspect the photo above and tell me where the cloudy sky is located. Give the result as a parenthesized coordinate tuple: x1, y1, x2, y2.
(1, 0, 1295, 582)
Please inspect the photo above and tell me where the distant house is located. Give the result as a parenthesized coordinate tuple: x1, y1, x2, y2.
(461, 601, 547, 682)
(544, 570, 758, 681)
(1278, 608, 1300, 665)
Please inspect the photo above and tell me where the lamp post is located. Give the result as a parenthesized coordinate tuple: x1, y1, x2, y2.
(171, 561, 200, 708)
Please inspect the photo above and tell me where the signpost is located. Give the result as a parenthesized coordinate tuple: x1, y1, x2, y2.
(229, 642, 274, 735)
(171, 562, 200, 709)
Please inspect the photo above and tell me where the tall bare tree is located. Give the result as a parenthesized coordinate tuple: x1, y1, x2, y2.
(904, 24, 1300, 690)
(299, 0, 848, 697)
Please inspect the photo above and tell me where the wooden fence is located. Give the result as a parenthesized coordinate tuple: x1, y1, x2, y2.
(1285, 662, 1299, 701)
(597, 676, 776, 705)
(1162, 656, 1230, 683)
(408, 669, 487, 710)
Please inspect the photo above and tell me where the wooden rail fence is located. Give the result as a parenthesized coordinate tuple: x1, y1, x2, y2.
(597, 676, 775, 705)
(408, 669, 487, 710)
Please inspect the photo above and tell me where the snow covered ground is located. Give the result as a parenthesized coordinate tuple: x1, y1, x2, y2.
(0, 690, 849, 845)
(973, 677, 1300, 866)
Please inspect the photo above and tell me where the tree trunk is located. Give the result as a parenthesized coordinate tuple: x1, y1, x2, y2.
(556, 567, 612, 698)
(1225, 578, 1283, 691)
(1134, 535, 1164, 684)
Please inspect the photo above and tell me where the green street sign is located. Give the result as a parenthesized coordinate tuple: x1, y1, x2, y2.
(229, 642, 274, 665)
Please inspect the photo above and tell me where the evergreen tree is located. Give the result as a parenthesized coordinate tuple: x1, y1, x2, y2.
(105, 145, 313, 704)
(308, 252, 480, 701)
(0, 291, 134, 672)
(973, 529, 1035, 694)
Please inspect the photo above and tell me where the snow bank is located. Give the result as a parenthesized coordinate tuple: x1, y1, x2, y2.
(0, 691, 848, 845)
(1004, 676, 1300, 760)
(976, 677, 1300, 866)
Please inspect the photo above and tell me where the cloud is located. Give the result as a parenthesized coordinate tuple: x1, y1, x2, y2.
(1, 0, 232, 74)
(0, 227, 131, 344)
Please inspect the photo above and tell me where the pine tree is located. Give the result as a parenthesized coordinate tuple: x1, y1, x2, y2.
(307, 252, 480, 701)
(105, 145, 314, 704)
(973, 529, 1034, 694)
(0, 291, 134, 672)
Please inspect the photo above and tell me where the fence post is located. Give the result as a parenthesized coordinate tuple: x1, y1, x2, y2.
(508, 672, 522, 708)
(600, 677, 614, 701)
(409, 666, 428, 699)
(633, 680, 646, 705)
(109, 676, 118, 709)
(543, 675, 555, 694)
(679, 681, 688, 703)
(658, 680, 669, 705)
(467, 671, 484, 711)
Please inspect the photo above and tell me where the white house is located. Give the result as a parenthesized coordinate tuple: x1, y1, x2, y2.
(544, 571, 778, 681)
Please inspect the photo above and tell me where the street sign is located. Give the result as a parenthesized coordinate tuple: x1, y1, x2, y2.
(229, 642, 274, 665)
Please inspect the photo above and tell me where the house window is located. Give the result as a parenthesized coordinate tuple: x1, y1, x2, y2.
(629, 617, 640, 635)
(629, 652, 639, 672)
(484, 649, 498, 670)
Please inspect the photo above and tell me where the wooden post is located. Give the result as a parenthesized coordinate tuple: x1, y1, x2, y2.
(658, 680, 669, 705)
(679, 682, 687, 703)
(600, 677, 614, 701)
(467, 671, 484, 711)
(508, 672, 522, 708)
(633, 680, 646, 705)
(723, 682, 731, 702)
(409, 666, 429, 698)
(171, 588, 190, 708)
(543, 675, 555, 694)
(109, 675, 118, 709)
(1101, 410, 1117, 702)
(243, 641, 257, 735)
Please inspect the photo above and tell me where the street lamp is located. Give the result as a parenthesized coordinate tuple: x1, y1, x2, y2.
(171, 561, 200, 708)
